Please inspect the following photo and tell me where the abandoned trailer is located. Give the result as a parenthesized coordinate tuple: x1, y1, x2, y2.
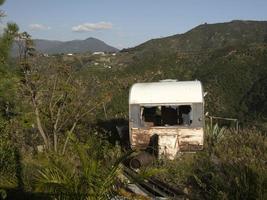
(129, 80, 204, 164)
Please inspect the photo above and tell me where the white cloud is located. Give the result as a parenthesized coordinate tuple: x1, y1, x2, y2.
(29, 23, 51, 31)
(72, 22, 112, 32)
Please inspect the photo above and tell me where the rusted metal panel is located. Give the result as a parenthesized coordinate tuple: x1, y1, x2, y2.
(158, 134, 179, 159)
(131, 127, 203, 159)
(178, 128, 204, 152)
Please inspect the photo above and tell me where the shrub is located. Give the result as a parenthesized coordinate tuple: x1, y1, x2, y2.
(152, 126, 267, 200)
(0, 120, 17, 188)
(32, 134, 124, 200)
(191, 128, 267, 199)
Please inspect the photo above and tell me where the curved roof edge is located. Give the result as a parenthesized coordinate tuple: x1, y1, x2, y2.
(129, 80, 203, 104)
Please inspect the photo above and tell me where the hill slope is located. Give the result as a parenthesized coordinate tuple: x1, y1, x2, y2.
(94, 20, 267, 127)
(124, 20, 267, 53)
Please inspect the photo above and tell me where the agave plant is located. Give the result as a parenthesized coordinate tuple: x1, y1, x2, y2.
(206, 123, 226, 148)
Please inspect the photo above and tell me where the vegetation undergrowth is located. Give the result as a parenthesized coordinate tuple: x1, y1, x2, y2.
(1, 130, 126, 200)
(148, 125, 267, 200)
(30, 134, 123, 200)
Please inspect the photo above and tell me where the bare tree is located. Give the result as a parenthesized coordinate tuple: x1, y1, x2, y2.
(18, 34, 110, 153)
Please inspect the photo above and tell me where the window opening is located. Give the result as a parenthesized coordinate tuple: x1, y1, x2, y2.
(141, 105, 192, 127)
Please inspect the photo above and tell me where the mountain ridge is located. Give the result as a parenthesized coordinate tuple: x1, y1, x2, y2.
(123, 20, 267, 53)
(12, 37, 118, 56)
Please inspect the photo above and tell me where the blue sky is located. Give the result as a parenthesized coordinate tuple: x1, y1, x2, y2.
(1, 0, 267, 49)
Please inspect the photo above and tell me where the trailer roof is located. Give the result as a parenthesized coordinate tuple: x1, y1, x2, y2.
(129, 81, 203, 104)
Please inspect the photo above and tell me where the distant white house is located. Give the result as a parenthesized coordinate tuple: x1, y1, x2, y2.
(112, 53, 116, 56)
(104, 63, 112, 69)
(67, 53, 73, 56)
(93, 51, 105, 55)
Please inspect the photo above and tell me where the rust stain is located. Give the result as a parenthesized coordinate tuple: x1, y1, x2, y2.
(130, 127, 204, 159)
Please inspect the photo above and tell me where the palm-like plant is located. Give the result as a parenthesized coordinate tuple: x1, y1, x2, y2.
(34, 134, 125, 200)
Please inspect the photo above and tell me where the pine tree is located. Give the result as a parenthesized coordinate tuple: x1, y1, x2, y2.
(0, 0, 19, 120)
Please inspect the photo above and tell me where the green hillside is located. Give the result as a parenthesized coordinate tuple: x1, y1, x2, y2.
(124, 20, 267, 53)
(76, 20, 267, 130)
(95, 44, 266, 129)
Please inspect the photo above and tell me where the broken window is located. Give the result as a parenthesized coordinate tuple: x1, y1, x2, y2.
(141, 105, 193, 127)
(161, 106, 178, 125)
(178, 105, 192, 126)
(141, 106, 161, 127)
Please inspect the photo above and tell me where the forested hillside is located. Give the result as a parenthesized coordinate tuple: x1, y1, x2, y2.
(82, 46, 267, 131)
(92, 21, 267, 130)
(124, 20, 267, 53)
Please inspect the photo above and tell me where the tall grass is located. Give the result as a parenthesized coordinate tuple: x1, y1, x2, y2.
(192, 127, 267, 199)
